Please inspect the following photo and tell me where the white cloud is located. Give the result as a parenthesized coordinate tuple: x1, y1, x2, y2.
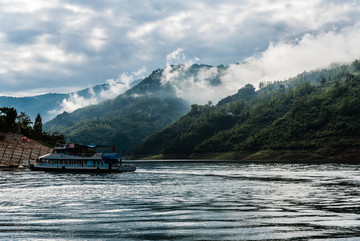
(161, 48, 200, 86)
(0, 33, 85, 80)
(56, 91, 98, 114)
(239, 25, 360, 85)
(1, 0, 58, 13)
(160, 25, 360, 105)
(0, 0, 360, 96)
(48, 67, 147, 117)
(99, 67, 147, 99)
(166, 48, 185, 64)
(89, 28, 108, 50)
(64, 3, 94, 14)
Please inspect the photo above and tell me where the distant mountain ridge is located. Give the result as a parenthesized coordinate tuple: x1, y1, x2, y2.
(0, 79, 142, 122)
(0, 93, 67, 122)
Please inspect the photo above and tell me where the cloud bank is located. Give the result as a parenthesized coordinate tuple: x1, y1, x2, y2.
(50, 24, 360, 116)
(0, 0, 360, 97)
(161, 25, 360, 105)
(48, 67, 146, 117)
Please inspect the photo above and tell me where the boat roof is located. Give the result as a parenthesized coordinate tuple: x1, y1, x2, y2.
(101, 153, 124, 160)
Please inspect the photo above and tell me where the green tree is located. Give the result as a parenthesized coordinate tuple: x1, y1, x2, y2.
(17, 112, 33, 136)
(259, 81, 265, 89)
(238, 84, 256, 98)
(0, 107, 18, 131)
(320, 76, 326, 85)
(17, 112, 32, 127)
(352, 59, 360, 71)
(33, 113, 43, 137)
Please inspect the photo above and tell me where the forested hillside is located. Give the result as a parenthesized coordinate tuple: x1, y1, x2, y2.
(44, 64, 227, 154)
(132, 60, 360, 161)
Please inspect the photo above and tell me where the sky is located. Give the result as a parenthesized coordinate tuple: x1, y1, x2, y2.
(1, 0, 360, 99)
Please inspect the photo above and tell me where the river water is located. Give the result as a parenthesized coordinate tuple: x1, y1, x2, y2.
(1, 161, 360, 240)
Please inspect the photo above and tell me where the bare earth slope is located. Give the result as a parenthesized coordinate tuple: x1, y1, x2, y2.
(0, 132, 51, 167)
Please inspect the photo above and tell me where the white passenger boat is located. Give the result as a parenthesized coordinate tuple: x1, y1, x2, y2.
(29, 142, 136, 173)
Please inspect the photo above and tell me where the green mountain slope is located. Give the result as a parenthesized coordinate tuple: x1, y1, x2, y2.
(43, 64, 225, 154)
(132, 60, 360, 161)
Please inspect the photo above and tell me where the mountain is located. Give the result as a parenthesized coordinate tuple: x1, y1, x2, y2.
(132, 60, 360, 161)
(0, 93, 67, 122)
(43, 65, 223, 154)
(0, 80, 142, 122)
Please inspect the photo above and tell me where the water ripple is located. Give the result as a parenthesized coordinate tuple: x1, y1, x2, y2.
(0, 162, 360, 240)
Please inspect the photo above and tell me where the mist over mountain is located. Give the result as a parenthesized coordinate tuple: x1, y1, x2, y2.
(132, 60, 360, 160)
(44, 63, 264, 153)
(42, 65, 211, 153)
(43, 63, 247, 154)
(0, 79, 142, 122)
(42, 60, 360, 157)
(4, 57, 360, 159)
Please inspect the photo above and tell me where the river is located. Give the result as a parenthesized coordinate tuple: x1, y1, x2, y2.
(1, 161, 360, 240)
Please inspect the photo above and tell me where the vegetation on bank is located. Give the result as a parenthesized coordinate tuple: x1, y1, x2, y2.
(0, 108, 64, 147)
(132, 60, 360, 161)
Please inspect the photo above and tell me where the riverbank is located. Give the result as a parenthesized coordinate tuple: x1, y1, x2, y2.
(131, 146, 360, 164)
(0, 132, 51, 167)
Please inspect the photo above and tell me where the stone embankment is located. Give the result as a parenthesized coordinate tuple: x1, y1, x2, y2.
(0, 132, 51, 167)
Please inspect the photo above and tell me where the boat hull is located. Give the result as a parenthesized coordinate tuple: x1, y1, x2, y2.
(29, 164, 136, 173)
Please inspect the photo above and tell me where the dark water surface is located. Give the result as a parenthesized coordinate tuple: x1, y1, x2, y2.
(1, 161, 360, 240)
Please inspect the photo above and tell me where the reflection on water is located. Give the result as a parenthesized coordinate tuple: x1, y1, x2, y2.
(1, 162, 360, 240)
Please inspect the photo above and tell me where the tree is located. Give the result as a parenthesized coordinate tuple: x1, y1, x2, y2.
(294, 82, 314, 96)
(259, 81, 265, 89)
(0, 107, 18, 131)
(17, 112, 32, 128)
(33, 113, 43, 137)
(16, 112, 33, 136)
(352, 59, 360, 71)
(238, 84, 256, 99)
(320, 76, 326, 85)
